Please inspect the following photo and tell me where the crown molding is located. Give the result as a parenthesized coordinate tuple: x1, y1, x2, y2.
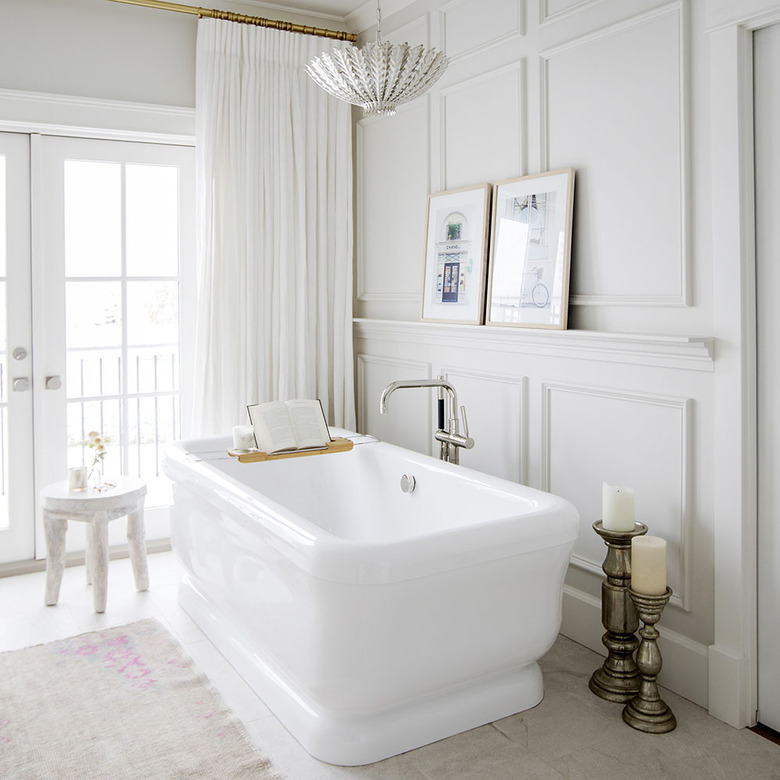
(347, 0, 418, 33)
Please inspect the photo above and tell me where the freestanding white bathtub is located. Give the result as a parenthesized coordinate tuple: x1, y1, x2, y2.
(164, 430, 579, 766)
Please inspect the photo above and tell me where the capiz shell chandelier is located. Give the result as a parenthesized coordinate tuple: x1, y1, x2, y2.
(306, 0, 448, 117)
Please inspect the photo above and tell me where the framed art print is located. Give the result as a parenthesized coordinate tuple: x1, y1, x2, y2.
(486, 168, 575, 329)
(421, 184, 491, 324)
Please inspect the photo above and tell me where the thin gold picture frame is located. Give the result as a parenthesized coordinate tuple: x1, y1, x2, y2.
(485, 168, 575, 330)
(420, 183, 492, 325)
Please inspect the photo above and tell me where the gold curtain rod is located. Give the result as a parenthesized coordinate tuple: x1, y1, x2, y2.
(107, 0, 357, 42)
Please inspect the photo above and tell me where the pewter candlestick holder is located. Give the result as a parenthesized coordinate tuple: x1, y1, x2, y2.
(589, 520, 648, 703)
(622, 586, 677, 733)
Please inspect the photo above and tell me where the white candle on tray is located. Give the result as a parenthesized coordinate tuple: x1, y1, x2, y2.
(631, 535, 667, 595)
(232, 425, 255, 450)
(602, 482, 635, 532)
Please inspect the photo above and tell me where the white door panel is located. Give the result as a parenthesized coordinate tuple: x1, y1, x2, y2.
(0, 132, 34, 564)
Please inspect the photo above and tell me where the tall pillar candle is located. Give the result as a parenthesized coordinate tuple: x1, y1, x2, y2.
(602, 483, 635, 532)
(631, 535, 667, 595)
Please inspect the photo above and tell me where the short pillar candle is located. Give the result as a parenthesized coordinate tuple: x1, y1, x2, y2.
(602, 483, 635, 532)
(232, 425, 255, 450)
(631, 536, 667, 595)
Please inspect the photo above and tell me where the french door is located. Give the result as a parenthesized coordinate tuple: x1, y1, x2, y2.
(0, 131, 194, 564)
(0, 133, 35, 563)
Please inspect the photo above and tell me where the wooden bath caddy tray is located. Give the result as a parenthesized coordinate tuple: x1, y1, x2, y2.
(228, 436, 353, 463)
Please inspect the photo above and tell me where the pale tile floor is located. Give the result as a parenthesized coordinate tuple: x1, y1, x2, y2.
(1, 551, 778, 780)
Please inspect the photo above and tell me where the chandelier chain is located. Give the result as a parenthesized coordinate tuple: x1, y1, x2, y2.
(376, 0, 382, 43)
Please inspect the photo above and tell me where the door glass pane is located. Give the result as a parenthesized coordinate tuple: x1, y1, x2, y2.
(67, 398, 121, 475)
(129, 347, 178, 394)
(65, 282, 122, 348)
(126, 164, 178, 277)
(64, 161, 121, 277)
(127, 281, 178, 346)
(128, 395, 176, 505)
(66, 348, 121, 399)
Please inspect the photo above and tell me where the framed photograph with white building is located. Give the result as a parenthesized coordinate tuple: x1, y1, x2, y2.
(421, 184, 491, 324)
(486, 169, 575, 330)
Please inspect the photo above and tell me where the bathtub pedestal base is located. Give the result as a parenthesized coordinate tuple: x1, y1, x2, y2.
(179, 578, 545, 767)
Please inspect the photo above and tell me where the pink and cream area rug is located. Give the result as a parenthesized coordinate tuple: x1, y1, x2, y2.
(0, 618, 280, 779)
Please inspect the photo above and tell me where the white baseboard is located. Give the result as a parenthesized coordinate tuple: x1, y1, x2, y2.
(560, 585, 709, 709)
(707, 645, 754, 728)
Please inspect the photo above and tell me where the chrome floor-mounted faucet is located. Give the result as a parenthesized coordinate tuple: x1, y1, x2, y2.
(379, 376, 474, 464)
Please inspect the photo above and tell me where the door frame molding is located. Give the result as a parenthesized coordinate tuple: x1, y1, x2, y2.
(0, 88, 195, 145)
(706, 0, 780, 729)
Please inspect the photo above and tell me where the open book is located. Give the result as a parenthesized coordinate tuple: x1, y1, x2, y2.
(247, 399, 332, 455)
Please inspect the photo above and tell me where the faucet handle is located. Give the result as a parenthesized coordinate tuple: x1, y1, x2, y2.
(460, 405, 469, 438)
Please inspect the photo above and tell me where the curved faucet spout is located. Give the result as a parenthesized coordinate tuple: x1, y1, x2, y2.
(379, 377, 472, 465)
(379, 379, 457, 415)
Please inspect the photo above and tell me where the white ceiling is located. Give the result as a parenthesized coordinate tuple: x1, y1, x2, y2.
(240, 0, 368, 20)
(283, 0, 367, 15)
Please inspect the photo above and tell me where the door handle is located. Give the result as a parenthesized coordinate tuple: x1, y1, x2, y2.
(12, 377, 29, 392)
(45, 375, 62, 391)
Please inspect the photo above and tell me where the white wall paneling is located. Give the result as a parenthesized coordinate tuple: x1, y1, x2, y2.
(356, 100, 429, 321)
(705, 0, 780, 30)
(540, 3, 689, 307)
(540, 0, 608, 24)
(347, 0, 780, 728)
(441, 0, 526, 61)
(384, 14, 430, 47)
(440, 368, 528, 483)
(541, 382, 692, 610)
(354, 317, 712, 707)
(356, 354, 433, 455)
(440, 62, 525, 190)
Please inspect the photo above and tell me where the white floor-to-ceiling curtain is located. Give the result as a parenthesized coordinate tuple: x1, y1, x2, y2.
(192, 18, 355, 435)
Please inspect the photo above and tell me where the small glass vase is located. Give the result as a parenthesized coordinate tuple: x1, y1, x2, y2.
(88, 461, 103, 488)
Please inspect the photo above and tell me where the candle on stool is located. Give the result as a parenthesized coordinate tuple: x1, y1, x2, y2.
(232, 425, 255, 450)
(631, 535, 667, 595)
(602, 482, 635, 532)
(68, 466, 88, 491)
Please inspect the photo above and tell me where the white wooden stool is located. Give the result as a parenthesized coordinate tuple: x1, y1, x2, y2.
(42, 477, 148, 613)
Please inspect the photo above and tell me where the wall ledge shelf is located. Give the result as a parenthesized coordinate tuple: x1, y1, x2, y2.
(353, 319, 715, 372)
